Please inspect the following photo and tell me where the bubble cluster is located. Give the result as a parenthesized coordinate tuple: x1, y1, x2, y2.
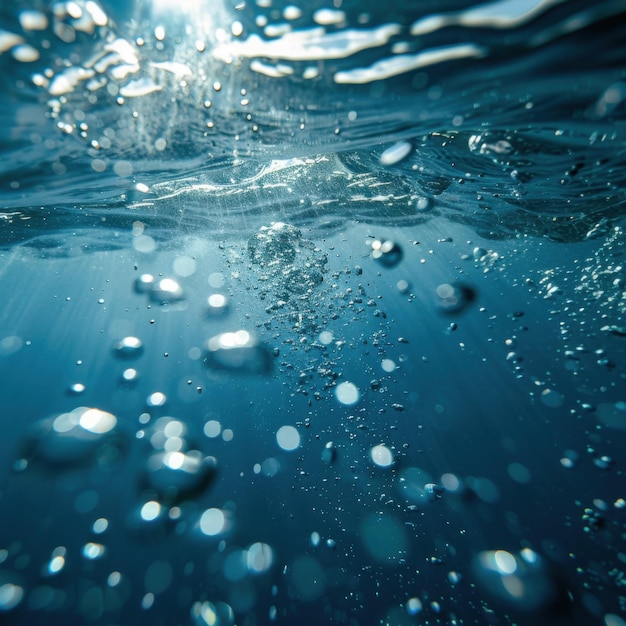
(248, 222, 301, 267)
(138, 416, 218, 505)
(133, 272, 186, 305)
(248, 222, 328, 302)
(472, 549, 562, 612)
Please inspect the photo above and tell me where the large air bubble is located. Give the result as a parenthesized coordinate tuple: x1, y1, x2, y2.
(16, 407, 125, 471)
(203, 330, 273, 375)
(142, 450, 218, 504)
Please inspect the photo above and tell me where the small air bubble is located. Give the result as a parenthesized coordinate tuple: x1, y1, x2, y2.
(380, 141, 412, 166)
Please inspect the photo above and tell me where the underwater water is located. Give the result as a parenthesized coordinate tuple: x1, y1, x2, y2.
(1, 0, 626, 624)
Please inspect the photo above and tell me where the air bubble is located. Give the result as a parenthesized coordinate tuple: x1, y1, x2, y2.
(435, 283, 476, 314)
(381, 358, 396, 372)
(424, 483, 444, 501)
(370, 239, 403, 268)
(276, 425, 300, 451)
(134, 274, 155, 293)
(203, 420, 221, 438)
(283, 6, 302, 20)
(149, 278, 185, 304)
(112, 336, 143, 358)
(191, 601, 235, 626)
(0, 576, 24, 611)
(370, 444, 394, 468)
(248, 222, 300, 266)
(380, 141, 412, 166)
(143, 450, 217, 504)
(206, 293, 229, 316)
(321, 441, 337, 464)
(204, 331, 272, 375)
(199, 507, 228, 537)
(319, 330, 334, 345)
(247, 542, 274, 574)
(540, 388, 564, 408)
(231, 21, 243, 36)
(208, 272, 225, 288)
(416, 197, 433, 211)
(12, 44, 39, 63)
(335, 381, 360, 406)
(313, 8, 346, 25)
(82, 542, 106, 560)
(472, 549, 562, 612)
(121, 368, 138, 383)
(406, 597, 422, 615)
(146, 392, 167, 408)
(17, 407, 124, 470)
(140, 500, 162, 522)
(19, 10, 48, 31)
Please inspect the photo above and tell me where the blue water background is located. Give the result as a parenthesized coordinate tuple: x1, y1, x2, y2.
(0, 1, 626, 625)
